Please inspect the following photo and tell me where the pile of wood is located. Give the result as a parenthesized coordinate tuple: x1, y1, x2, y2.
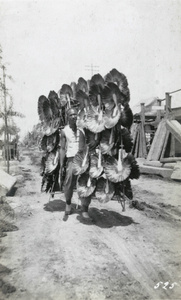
(144, 118, 181, 180)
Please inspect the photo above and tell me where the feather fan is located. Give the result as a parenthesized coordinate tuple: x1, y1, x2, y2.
(115, 126, 133, 153)
(76, 90, 89, 110)
(72, 147, 89, 175)
(104, 105, 120, 129)
(44, 149, 59, 174)
(38, 95, 53, 124)
(84, 129, 101, 151)
(42, 117, 60, 136)
(103, 150, 131, 183)
(100, 128, 115, 154)
(89, 150, 103, 178)
(48, 90, 60, 107)
(95, 176, 114, 203)
(77, 172, 96, 198)
(41, 131, 59, 152)
(40, 156, 46, 176)
(105, 69, 130, 104)
(89, 73, 105, 90)
(114, 178, 133, 200)
(125, 154, 140, 179)
(120, 103, 133, 129)
(70, 82, 77, 99)
(89, 84, 103, 107)
(59, 84, 73, 108)
(86, 106, 105, 133)
(41, 166, 59, 193)
(77, 77, 88, 94)
(76, 109, 87, 129)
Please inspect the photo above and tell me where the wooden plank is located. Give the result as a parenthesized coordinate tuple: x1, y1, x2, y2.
(160, 157, 181, 163)
(131, 128, 138, 155)
(160, 131, 170, 160)
(166, 120, 181, 144)
(171, 161, 181, 181)
(147, 119, 167, 161)
(139, 124, 143, 157)
(135, 126, 140, 158)
(172, 107, 181, 119)
(139, 164, 173, 178)
(152, 106, 165, 110)
(170, 135, 175, 157)
(143, 160, 163, 168)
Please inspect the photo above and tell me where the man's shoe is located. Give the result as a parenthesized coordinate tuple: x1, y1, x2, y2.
(82, 212, 93, 221)
(63, 205, 73, 221)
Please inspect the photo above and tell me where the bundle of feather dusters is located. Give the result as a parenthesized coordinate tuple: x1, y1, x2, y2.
(37, 68, 140, 206)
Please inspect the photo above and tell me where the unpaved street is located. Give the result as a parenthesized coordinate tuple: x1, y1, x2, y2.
(0, 147, 181, 300)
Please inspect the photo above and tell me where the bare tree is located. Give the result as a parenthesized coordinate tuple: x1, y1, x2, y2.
(0, 46, 24, 173)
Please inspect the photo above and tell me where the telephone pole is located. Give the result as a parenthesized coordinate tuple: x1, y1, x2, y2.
(85, 64, 99, 77)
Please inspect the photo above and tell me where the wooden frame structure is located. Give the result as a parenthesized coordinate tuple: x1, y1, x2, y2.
(131, 90, 181, 179)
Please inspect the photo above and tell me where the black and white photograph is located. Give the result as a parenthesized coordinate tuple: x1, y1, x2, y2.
(0, 0, 181, 299)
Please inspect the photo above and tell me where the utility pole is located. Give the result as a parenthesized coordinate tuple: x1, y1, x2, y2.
(85, 64, 99, 77)
(2, 65, 10, 173)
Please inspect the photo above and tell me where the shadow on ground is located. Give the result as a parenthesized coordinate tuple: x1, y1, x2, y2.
(43, 200, 136, 228)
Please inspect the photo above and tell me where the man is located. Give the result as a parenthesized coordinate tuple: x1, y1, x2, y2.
(59, 107, 92, 221)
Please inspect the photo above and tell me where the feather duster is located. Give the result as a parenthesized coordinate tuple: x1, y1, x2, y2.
(72, 147, 89, 175)
(77, 77, 88, 94)
(38, 95, 53, 124)
(103, 150, 131, 183)
(95, 175, 114, 203)
(120, 103, 133, 129)
(84, 129, 101, 151)
(44, 149, 59, 174)
(86, 105, 105, 133)
(77, 172, 96, 198)
(115, 126, 133, 153)
(100, 128, 115, 154)
(89, 150, 103, 178)
(114, 178, 133, 200)
(41, 131, 59, 152)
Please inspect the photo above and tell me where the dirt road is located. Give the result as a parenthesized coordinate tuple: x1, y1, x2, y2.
(0, 147, 181, 300)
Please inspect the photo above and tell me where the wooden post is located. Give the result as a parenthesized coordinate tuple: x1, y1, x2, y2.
(156, 99, 161, 122)
(140, 103, 147, 158)
(165, 93, 172, 118)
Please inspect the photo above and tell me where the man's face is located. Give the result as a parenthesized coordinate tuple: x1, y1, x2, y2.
(68, 112, 77, 126)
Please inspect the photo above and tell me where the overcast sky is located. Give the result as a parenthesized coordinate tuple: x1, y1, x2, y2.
(0, 0, 181, 138)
